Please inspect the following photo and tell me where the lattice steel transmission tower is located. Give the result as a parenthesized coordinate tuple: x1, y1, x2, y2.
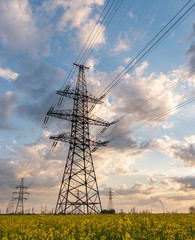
(6, 198, 15, 214)
(13, 178, 29, 214)
(108, 188, 114, 210)
(45, 63, 110, 214)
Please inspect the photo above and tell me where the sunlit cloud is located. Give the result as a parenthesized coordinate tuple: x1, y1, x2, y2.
(0, 67, 18, 81)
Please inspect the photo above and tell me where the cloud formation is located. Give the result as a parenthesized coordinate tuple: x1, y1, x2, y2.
(0, 91, 19, 129)
(173, 176, 195, 190)
(14, 63, 66, 123)
(0, 0, 48, 55)
(43, 0, 105, 47)
(0, 67, 18, 81)
(111, 35, 130, 55)
(146, 135, 195, 166)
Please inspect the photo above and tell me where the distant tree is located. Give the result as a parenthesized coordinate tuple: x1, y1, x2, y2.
(101, 209, 115, 214)
(189, 206, 195, 213)
(140, 209, 151, 214)
(130, 207, 136, 214)
(119, 209, 125, 214)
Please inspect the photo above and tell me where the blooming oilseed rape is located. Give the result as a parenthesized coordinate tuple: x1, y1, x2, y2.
(0, 214, 194, 239)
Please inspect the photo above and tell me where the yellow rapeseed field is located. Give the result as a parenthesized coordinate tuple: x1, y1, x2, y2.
(0, 214, 194, 239)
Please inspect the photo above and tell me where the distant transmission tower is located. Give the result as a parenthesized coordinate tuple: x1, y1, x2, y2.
(6, 198, 15, 214)
(107, 188, 114, 210)
(45, 63, 110, 214)
(13, 178, 29, 214)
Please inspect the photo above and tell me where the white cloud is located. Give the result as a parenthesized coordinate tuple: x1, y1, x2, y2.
(94, 148, 137, 176)
(135, 61, 148, 77)
(6, 145, 16, 153)
(0, 67, 18, 81)
(111, 35, 130, 55)
(184, 135, 195, 144)
(57, 5, 92, 31)
(42, 130, 53, 138)
(43, 0, 105, 47)
(162, 122, 174, 129)
(44, 0, 104, 30)
(108, 69, 181, 132)
(128, 11, 134, 19)
(148, 135, 195, 167)
(124, 57, 131, 64)
(82, 61, 183, 149)
(77, 19, 106, 48)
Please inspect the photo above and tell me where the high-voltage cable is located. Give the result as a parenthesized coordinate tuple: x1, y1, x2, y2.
(79, 0, 124, 65)
(109, 96, 195, 142)
(111, 69, 195, 125)
(45, 0, 124, 113)
(96, 69, 195, 139)
(98, 0, 194, 98)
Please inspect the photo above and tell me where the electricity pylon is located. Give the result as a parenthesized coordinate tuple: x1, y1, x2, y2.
(107, 188, 114, 210)
(6, 198, 15, 214)
(13, 178, 29, 214)
(45, 63, 110, 214)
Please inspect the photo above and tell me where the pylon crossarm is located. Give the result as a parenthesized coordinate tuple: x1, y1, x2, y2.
(50, 132, 109, 146)
(47, 109, 110, 126)
(47, 109, 72, 121)
(50, 132, 71, 142)
(87, 114, 110, 126)
(56, 90, 103, 104)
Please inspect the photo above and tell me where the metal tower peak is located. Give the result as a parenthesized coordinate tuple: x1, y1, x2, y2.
(73, 63, 90, 70)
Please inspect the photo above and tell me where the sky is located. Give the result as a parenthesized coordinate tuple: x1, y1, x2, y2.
(0, 0, 195, 214)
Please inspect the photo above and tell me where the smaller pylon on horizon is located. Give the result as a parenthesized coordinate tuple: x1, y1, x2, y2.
(6, 198, 15, 214)
(107, 188, 114, 210)
(32, 206, 35, 214)
(13, 178, 30, 214)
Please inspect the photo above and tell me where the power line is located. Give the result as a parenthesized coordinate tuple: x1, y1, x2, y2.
(110, 96, 195, 142)
(79, 0, 124, 65)
(48, 0, 124, 110)
(91, 1, 195, 137)
(112, 69, 195, 124)
(98, 0, 194, 97)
